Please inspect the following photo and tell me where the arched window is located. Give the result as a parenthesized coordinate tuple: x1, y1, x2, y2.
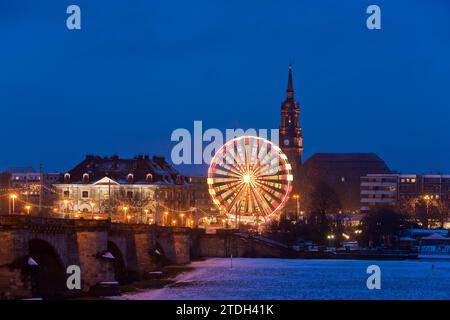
(146, 173, 153, 182)
(82, 173, 89, 183)
(64, 173, 70, 182)
(127, 173, 134, 183)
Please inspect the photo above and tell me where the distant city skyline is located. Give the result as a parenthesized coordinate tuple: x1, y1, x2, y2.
(1, 0, 450, 175)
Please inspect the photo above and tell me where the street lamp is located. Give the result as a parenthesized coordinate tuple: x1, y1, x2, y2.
(9, 194, 17, 214)
(63, 199, 69, 214)
(172, 219, 177, 226)
(180, 213, 185, 226)
(122, 206, 129, 223)
(293, 194, 300, 221)
(127, 214, 131, 223)
(144, 209, 149, 225)
(327, 234, 335, 246)
(423, 195, 432, 227)
(164, 211, 169, 226)
(90, 202, 95, 213)
(25, 205, 31, 215)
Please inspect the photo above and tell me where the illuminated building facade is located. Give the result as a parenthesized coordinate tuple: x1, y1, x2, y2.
(360, 173, 450, 213)
(53, 155, 193, 225)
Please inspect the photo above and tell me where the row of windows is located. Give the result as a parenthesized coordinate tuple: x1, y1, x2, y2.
(62, 189, 194, 200)
(364, 194, 396, 199)
(362, 186, 397, 191)
(64, 190, 147, 199)
(64, 173, 184, 183)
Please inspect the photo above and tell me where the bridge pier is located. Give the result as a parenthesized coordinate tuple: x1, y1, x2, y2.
(0, 216, 192, 299)
(75, 223, 116, 294)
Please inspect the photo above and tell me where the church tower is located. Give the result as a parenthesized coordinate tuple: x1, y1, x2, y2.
(279, 64, 303, 175)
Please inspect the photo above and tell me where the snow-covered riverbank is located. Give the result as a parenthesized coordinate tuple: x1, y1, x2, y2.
(113, 258, 450, 300)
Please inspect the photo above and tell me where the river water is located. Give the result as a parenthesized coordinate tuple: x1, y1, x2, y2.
(116, 258, 450, 300)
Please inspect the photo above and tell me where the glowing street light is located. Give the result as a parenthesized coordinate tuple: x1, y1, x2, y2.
(423, 194, 432, 222)
(122, 206, 129, 223)
(90, 202, 95, 212)
(180, 213, 185, 226)
(164, 211, 169, 226)
(172, 219, 177, 226)
(127, 214, 131, 223)
(25, 205, 31, 215)
(9, 194, 17, 214)
(63, 199, 69, 214)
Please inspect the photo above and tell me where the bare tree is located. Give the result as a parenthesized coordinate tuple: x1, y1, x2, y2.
(434, 199, 450, 228)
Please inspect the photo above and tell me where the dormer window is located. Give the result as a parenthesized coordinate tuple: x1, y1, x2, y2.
(64, 173, 71, 182)
(146, 173, 153, 182)
(127, 173, 134, 183)
(82, 173, 89, 183)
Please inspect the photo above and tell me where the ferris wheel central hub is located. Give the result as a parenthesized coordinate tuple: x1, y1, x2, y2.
(242, 173, 253, 184)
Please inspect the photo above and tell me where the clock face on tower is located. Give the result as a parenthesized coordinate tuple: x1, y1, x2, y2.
(283, 139, 290, 146)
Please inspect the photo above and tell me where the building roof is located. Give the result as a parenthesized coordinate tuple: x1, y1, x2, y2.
(421, 233, 449, 240)
(299, 153, 391, 211)
(301, 153, 391, 179)
(62, 155, 188, 185)
(5, 167, 36, 174)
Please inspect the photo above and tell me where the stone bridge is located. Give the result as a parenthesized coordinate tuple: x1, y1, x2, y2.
(0, 217, 290, 299)
(191, 230, 293, 259)
(0, 216, 190, 299)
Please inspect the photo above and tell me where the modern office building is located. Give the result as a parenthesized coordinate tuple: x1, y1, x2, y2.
(360, 174, 450, 213)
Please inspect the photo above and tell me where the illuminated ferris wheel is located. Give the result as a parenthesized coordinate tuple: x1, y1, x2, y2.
(207, 136, 293, 222)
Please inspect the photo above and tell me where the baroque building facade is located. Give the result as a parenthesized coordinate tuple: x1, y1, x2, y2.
(53, 155, 194, 225)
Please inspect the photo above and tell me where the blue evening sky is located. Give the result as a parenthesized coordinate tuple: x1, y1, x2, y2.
(1, 0, 449, 175)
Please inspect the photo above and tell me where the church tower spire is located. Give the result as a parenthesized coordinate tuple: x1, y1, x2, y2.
(279, 63, 303, 172)
(287, 63, 294, 100)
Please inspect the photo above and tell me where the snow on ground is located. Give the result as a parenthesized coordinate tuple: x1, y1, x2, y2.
(115, 258, 450, 300)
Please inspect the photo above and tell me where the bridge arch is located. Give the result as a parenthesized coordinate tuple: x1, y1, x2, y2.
(28, 239, 66, 298)
(152, 242, 168, 267)
(107, 240, 127, 284)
